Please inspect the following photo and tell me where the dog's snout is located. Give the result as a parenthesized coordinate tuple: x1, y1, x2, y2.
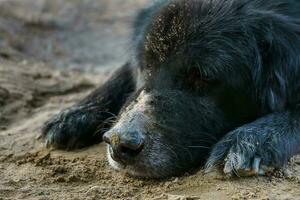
(103, 130, 145, 162)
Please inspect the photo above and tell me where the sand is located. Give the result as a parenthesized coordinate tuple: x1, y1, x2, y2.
(1, 1, 300, 199)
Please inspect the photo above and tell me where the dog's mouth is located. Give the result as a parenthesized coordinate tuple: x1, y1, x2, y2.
(106, 145, 155, 177)
(107, 145, 143, 166)
(107, 145, 126, 169)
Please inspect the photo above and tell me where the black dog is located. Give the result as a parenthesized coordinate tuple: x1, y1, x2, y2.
(41, 0, 300, 178)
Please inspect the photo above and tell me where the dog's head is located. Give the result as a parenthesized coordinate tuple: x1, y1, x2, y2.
(104, 0, 300, 177)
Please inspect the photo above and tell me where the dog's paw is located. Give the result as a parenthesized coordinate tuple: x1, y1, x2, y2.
(41, 103, 110, 149)
(205, 127, 281, 177)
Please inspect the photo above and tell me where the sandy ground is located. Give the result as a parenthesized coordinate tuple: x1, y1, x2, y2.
(1, 1, 300, 199)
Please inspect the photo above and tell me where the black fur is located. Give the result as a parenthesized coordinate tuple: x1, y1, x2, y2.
(42, 0, 300, 177)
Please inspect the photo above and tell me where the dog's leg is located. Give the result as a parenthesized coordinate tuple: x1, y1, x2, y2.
(206, 109, 300, 176)
(41, 63, 136, 149)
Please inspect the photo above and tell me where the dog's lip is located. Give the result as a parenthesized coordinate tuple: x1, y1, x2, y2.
(108, 146, 127, 167)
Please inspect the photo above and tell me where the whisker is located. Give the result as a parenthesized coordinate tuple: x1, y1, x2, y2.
(187, 145, 211, 149)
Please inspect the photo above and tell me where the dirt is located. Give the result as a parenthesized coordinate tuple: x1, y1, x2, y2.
(0, 1, 300, 200)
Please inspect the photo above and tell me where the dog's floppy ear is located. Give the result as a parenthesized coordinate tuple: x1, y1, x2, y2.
(251, 9, 300, 112)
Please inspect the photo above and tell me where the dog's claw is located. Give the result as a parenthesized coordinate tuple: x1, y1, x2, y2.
(252, 157, 261, 173)
(223, 156, 275, 177)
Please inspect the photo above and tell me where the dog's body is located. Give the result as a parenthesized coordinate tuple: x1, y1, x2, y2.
(42, 0, 300, 177)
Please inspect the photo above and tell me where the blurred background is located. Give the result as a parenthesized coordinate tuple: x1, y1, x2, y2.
(0, 0, 148, 72)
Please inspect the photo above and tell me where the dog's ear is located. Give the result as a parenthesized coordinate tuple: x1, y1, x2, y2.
(251, 9, 300, 112)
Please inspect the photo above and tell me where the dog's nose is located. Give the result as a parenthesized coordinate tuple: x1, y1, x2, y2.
(103, 131, 144, 162)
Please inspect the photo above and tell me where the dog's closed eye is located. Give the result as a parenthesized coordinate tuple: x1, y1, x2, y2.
(184, 68, 219, 90)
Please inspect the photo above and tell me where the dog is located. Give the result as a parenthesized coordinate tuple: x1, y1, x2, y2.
(41, 0, 300, 178)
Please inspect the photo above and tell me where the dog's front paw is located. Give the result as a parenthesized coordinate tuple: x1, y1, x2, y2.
(41, 103, 110, 149)
(205, 127, 283, 177)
